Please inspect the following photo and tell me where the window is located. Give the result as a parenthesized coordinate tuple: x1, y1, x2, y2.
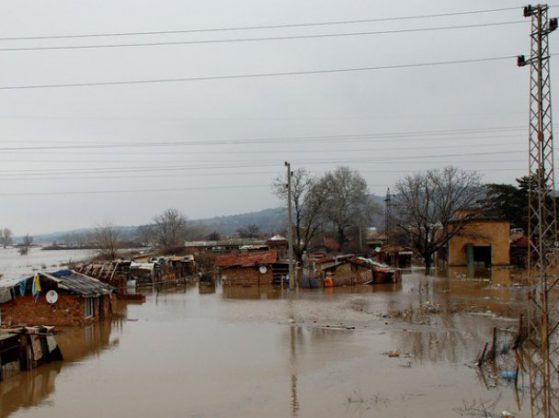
(84, 297, 94, 318)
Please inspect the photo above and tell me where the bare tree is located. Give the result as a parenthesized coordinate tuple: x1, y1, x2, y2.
(318, 167, 374, 250)
(273, 168, 328, 261)
(207, 231, 221, 241)
(94, 224, 121, 260)
(0, 228, 13, 248)
(236, 224, 261, 239)
(393, 166, 482, 273)
(18, 234, 33, 256)
(153, 208, 189, 251)
(135, 224, 155, 246)
(22, 234, 33, 247)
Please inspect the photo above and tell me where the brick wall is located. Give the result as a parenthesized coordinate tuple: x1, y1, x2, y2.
(221, 266, 273, 286)
(0, 294, 113, 327)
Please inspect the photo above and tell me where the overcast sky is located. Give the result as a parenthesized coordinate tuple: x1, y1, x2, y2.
(0, 0, 554, 235)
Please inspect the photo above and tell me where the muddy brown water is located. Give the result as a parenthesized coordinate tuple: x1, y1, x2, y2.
(1, 269, 534, 417)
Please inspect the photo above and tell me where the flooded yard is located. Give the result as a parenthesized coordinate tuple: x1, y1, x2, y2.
(0, 269, 532, 418)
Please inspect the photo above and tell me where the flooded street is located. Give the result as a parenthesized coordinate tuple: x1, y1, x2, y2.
(1, 270, 532, 418)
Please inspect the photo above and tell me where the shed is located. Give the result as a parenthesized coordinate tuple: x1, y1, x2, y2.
(215, 251, 277, 286)
(0, 270, 114, 327)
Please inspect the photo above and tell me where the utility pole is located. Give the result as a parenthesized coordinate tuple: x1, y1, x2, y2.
(517, 5, 559, 417)
(384, 188, 392, 245)
(285, 161, 295, 290)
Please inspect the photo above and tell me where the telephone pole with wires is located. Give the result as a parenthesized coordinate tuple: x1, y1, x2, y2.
(517, 4, 559, 417)
(384, 187, 392, 245)
(285, 161, 295, 290)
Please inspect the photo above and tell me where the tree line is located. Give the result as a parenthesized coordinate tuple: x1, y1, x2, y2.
(273, 166, 381, 262)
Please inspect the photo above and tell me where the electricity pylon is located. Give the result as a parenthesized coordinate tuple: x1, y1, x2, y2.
(517, 4, 559, 417)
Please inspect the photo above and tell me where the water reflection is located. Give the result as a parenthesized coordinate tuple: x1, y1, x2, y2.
(0, 362, 62, 418)
(0, 319, 120, 418)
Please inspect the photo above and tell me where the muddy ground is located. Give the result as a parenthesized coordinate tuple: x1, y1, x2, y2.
(0, 268, 534, 418)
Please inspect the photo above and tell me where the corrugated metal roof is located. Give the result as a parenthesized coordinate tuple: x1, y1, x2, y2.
(215, 251, 277, 268)
(0, 270, 113, 297)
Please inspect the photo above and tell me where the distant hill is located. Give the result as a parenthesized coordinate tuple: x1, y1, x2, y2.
(193, 207, 287, 236)
(26, 194, 385, 243)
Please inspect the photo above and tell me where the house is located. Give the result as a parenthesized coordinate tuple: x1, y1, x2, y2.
(215, 250, 277, 286)
(0, 270, 114, 327)
(447, 210, 510, 267)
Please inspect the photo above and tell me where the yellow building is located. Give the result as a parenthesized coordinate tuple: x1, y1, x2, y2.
(448, 214, 510, 267)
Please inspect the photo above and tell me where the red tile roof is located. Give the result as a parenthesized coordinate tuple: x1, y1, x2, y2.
(215, 251, 278, 268)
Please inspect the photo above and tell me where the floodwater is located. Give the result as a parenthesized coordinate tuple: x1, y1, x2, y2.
(1, 268, 534, 418)
(0, 248, 94, 279)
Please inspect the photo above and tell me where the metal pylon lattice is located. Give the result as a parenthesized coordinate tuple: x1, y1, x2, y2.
(518, 4, 559, 418)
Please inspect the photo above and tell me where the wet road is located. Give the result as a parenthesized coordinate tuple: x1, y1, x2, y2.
(1, 269, 532, 418)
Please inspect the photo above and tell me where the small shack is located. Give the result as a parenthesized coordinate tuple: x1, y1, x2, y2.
(74, 260, 131, 292)
(378, 244, 413, 268)
(215, 251, 277, 286)
(313, 255, 370, 286)
(0, 270, 114, 327)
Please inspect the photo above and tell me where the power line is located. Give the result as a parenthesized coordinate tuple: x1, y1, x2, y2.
(0, 21, 524, 52)
(0, 132, 528, 152)
(0, 6, 526, 41)
(0, 140, 529, 162)
(0, 149, 527, 177)
(0, 126, 527, 155)
(0, 184, 271, 197)
(0, 125, 529, 151)
(0, 166, 532, 197)
(0, 163, 529, 182)
(0, 55, 519, 91)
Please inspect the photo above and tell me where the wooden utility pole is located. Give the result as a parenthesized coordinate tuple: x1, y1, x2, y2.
(285, 161, 295, 290)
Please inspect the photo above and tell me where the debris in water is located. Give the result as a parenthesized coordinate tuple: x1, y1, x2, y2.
(421, 301, 440, 314)
(500, 370, 517, 381)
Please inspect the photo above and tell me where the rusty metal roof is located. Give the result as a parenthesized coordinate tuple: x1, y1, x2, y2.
(215, 251, 277, 268)
(0, 270, 114, 298)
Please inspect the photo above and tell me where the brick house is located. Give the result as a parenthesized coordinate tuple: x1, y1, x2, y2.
(215, 251, 277, 286)
(0, 270, 114, 327)
(447, 211, 510, 267)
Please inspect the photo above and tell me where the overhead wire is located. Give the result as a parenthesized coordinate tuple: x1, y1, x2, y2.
(0, 21, 524, 52)
(0, 125, 531, 151)
(0, 166, 532, 197)
(0, 149, 528, 178)
(0, 140, 530, 162)
(0, 55, 520, 90)
(0, 6, 527, 41)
